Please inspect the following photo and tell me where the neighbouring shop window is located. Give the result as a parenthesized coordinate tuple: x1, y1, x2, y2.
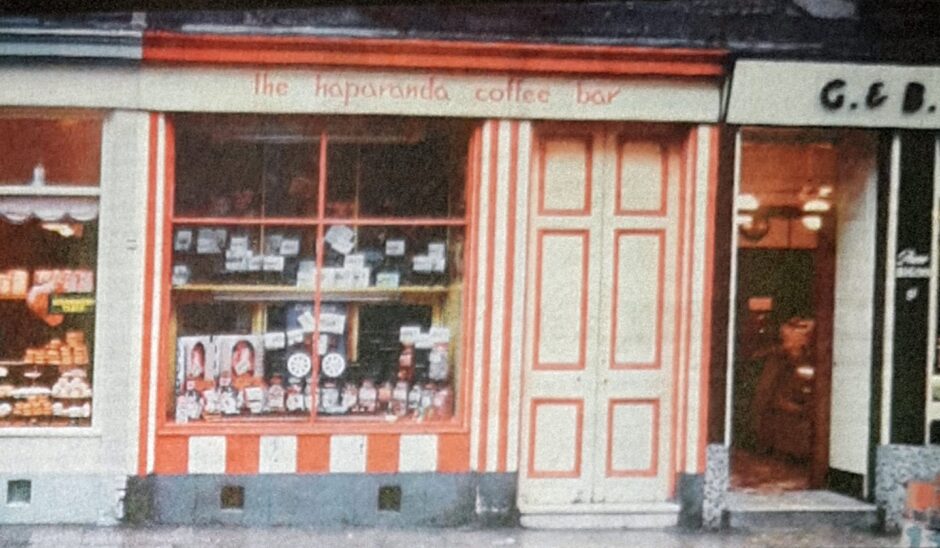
(167, 114, 471, 425)
(0, 111, 101, 427)
(0, 114, 101, 186)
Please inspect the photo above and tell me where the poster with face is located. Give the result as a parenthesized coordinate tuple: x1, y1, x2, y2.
(214, 334, 265, 379)
(176, 336, 215, 384)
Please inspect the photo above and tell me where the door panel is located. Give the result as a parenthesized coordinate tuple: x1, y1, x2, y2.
(519, 128, 681, 509)
(529, 399, 584, 477)
(616, 141, 667, 215)
(539, 136, 593, 215)
(534, 230, 589, 369)
(607, 399, 659, 476)
(610, 230, 664, 368)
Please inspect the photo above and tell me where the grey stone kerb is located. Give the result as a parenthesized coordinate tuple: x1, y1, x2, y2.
(876, 444, 940, 532)
(703, 444, 730, 530)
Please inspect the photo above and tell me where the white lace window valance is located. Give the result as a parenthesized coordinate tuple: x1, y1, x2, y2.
(0, 196, 98, 224)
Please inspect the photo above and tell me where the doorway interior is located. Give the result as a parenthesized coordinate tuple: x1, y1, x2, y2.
(727, 129, 872, 494)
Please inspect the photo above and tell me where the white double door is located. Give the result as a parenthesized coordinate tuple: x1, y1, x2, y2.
(518, 125, 684, 509)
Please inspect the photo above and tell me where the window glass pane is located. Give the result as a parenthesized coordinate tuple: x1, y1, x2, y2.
(0, 218, 97, 427)
(325, 119, 469, 219)
(174, 115, 320, 220)
(0, 115, 101, 186)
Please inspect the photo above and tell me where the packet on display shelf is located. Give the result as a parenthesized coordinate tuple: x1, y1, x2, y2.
(376, 272, 400, 288)
(228, 235, 250, 258)
(324, 225, 355, 255)
(174, 229, 193, 252)
(399, 325, 421, 345)
(279, 236, 301, 256)
(263, 331, 286, 350)
(385, 239, 406, 256)
(412, 255, 432, 273)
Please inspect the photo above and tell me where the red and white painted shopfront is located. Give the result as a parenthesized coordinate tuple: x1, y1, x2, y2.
(0, 34, 724, 526)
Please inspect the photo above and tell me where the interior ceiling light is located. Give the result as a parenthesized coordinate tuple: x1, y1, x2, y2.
(736, 193, 760, 212)
(818, 185, 834, 198)
(801, 214, 823, 231)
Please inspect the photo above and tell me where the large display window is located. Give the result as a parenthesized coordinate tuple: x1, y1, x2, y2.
(166, 114, 472, 426)
(0, 111, 101, 427)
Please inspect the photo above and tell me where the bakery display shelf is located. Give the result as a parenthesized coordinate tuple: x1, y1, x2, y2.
(12, 391, 51, 399)
(52, 395, 92, 400)
(0, 294, 25, 301)
(173, 283, 450, 302)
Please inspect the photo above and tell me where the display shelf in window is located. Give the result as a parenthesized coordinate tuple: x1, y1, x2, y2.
(173, 284, 451, 302)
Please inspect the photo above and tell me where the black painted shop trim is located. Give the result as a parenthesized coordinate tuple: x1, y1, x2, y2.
(827, 467, 865, 500)
(867, 131, 890, 500)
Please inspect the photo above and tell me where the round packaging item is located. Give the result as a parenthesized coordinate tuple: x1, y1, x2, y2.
(286, 351, 312, 378)
(320, 352, 346, 378)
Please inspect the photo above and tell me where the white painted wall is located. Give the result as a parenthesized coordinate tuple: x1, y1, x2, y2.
(829, 134, 878, 480)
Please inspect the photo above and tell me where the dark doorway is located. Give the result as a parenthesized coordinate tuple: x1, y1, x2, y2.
(730, 216, 836, 492)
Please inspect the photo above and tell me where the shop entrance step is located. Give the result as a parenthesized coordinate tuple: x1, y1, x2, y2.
(520, 502, 680, 529)
(725, 490, 878, 530)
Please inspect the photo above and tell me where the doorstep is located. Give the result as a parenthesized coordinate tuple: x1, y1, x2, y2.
(726, 490, 877, 529)
(520, 502, 680, 529)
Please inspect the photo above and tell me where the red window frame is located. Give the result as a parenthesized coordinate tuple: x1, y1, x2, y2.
(154, 115, 482, 435)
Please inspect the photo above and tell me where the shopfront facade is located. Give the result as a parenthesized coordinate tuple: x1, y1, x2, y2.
(0, 28, 726, 526)
(706, 59, 940, 531)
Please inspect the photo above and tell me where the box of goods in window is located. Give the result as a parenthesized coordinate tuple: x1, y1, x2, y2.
(214, 335, 265, 394)
(23, 333, 89, 369)
(212, 335, 266, 415)
(176, 336, 216, 391)
(10, 269, 28, 296)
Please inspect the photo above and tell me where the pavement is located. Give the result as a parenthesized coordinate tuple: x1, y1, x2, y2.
(0, 525, 901, 547)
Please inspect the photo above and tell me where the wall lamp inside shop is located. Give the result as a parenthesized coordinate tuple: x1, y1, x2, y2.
(737, 212, 770, 241)
(736, 193, 760, 212)
(802, 198, 831, 213)
(736, 204, 828, 242)
(801, 214, 823, 231)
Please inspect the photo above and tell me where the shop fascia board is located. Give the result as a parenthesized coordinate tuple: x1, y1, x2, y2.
(728, 59, 940, 129)
(0, 63, 724, 123)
